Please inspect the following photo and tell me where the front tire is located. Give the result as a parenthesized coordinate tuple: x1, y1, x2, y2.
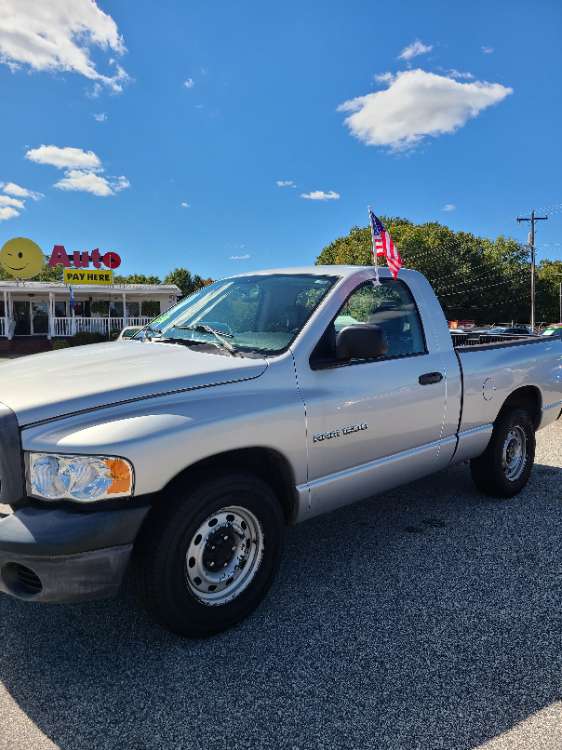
(470, 407, 536, 498)
(139, 473, 284, 637)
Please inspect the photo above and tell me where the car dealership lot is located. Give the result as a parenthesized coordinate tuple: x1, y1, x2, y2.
(1, 420, 561, 750)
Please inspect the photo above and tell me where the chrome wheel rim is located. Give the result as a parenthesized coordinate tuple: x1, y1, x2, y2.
(185, 506, 264, 606)
(501, 426, 527, 482)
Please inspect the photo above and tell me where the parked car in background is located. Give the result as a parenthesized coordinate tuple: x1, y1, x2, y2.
(117, 325, 143, 341)
(503, 325, 534, 335)
(484, 325, 534, 336)
(541, 324, 562, 339)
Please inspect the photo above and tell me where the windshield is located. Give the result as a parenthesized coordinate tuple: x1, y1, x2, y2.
(142, 273, 337, 355)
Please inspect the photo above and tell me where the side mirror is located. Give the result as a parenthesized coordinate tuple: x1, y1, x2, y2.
(335, 324, 388, 362)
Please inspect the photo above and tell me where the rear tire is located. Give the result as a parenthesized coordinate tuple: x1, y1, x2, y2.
(470, 407, 535, 498)
(138, 473, 284, 637)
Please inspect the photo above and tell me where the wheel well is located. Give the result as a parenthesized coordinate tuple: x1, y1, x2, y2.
(162, 447, 298, 524)
(498, 386, 542, 429)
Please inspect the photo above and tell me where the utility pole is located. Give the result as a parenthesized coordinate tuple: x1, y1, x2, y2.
(517, 210, 548, 331)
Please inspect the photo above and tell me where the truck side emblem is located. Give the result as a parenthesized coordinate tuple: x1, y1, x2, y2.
(313, 423, 368, 443)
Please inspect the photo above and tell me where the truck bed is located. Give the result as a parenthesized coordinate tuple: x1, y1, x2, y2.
(454, 335, 561, 437)
(452, 332, 539, 349)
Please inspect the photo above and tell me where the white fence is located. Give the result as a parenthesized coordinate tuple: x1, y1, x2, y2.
(52, 316, 151, 337)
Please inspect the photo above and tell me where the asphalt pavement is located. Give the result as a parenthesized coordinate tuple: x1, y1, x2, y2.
(1, 420, 561, 750)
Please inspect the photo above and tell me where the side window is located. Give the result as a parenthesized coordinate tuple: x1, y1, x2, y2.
(313, 279, 426, 366)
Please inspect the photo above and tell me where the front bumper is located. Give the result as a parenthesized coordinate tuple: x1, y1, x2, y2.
(0, 505, 149, 603)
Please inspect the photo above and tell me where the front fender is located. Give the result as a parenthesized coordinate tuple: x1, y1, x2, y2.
(21, 355, 307, 498)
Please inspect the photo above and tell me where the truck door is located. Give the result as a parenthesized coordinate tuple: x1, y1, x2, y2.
(293, 278, 457, 517)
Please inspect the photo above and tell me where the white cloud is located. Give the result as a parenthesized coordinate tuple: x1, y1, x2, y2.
(112, 175, 129, 192)
(1, 181, 43, 200)
(87, 82, 103, 99)
(442, 203, 456, 211)
(482, 46, 494, 54)
(183, 78, 195, 89)
(229, 254, 251, 260)
(0, 180, 44, 220)
(276, 180, 296, 188)
(0, 206, 20, 221)
(180, 201, 190, 208)
(374, 72, 395, 84)
(448, 69, 474, 80)
(54, 170, 130, 197)
(0, 194, 24, 209)
(0, 0, 129, 92)
(25, 143, 129, 197)
(26, 145, 101, 170)
(398, 40, 433, 61)
(93, 112, 107, 122)
(300, 190, 340, 201)
(54, 170, 112, 196)
(338, 69, 513, 151)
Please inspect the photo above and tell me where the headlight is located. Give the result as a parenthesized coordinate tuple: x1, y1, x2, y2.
(26, 453, 134, 503)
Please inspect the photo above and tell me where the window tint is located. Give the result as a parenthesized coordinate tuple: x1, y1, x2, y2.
(335, 280, 425, 358)
(201, 282, 262, 334)
(146, 274, 337, 355)
(313, 279, 426, 366)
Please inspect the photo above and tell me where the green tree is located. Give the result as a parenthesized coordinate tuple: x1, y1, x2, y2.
(537, 260, 562, 323)
(113, 273, 161, 285)
(316, 218, 533, 323)
(163, 267, 212, 297)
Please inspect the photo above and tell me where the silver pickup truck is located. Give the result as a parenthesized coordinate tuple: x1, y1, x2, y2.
(0, 266, 560, 636)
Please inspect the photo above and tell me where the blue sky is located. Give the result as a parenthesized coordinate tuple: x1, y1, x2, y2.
(1, 0, 561, 279)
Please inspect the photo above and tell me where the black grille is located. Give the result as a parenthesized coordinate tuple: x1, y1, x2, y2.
(0, 403, 24, 504)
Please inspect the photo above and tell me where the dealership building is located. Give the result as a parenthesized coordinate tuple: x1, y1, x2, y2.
(0, 279, 181, 339)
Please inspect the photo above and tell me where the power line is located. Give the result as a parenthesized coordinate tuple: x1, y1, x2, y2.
(441, 291, 530, 313)
(432, 268, 516, 293)
(437, 274, 527, 299)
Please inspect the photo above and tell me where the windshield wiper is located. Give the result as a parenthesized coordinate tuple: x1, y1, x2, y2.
(172, 324, 243, 357)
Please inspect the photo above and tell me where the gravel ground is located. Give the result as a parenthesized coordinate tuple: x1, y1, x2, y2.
(0, 420, 561, 750)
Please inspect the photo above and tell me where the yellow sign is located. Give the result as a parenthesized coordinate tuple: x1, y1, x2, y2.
(63, 268, 114, 285)
(0, 237, 46, 278)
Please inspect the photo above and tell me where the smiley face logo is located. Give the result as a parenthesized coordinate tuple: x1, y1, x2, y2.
(0, 237, 45, 279)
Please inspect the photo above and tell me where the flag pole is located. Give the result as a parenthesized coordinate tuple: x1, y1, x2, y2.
(368, 205, 380, 284)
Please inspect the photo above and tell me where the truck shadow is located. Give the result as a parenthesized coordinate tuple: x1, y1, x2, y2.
(1, 459, 561, 750)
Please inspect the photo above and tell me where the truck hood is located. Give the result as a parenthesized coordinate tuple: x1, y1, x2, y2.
(0, 341, 268, 426)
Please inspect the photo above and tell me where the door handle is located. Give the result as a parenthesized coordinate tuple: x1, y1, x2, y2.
(419, 372, 444, 385)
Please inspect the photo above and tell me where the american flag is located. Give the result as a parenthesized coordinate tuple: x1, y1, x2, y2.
(368, 209, 402, 279)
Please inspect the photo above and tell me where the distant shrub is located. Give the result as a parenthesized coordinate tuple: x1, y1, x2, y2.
(69, 332, 108, 347)
(52, 339, 71, 350)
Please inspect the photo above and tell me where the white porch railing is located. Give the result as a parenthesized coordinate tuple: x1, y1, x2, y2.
(52, 317, 152, 337)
